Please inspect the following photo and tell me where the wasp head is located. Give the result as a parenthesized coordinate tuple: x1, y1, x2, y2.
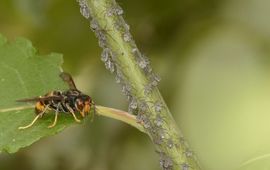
(75, 94, 92, 117)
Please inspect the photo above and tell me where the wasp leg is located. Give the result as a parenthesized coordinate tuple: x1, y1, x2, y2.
(18, 105, 50, 130)
(48, 104, 60, 128)
(65, 104, 81, 123)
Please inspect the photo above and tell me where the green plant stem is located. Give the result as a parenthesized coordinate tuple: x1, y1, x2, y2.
(96, 105, 145, 132)
(78, 0, 202, 169)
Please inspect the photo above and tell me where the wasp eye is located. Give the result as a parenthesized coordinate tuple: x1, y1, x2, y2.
(81, 95, 91, 102)
(78, 99, 83, 105)
(75, 98, 84, 110)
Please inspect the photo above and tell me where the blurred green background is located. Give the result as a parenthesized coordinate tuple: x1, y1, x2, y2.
(1, 0, 270, 170)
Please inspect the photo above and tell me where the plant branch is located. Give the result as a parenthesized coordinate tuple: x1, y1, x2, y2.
(95, 105, 145, 133)
(77, 0, 202, 169)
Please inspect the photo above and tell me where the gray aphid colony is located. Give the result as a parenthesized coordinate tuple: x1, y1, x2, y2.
(129, 98, 138, 109)
(154, 101, 163, 113)
(77, 0, 91, 19)
(125, 23, 130, 31)
(163, 159, 173, 169)
(115, 5, 124, 15)
(128, 97, 138, 114)
(143, 118, 151, 129)
(149, 73, 161, 87)
(138, 59, 148, 69)
(123, 33, 132, 42)
(90, 19, 99, 31)
(153, 128, 166, 144)
(185, 150, 193, 157)
(145, 65, 153, 73)
(153, 133, 163, 145)
(121, 83, 132, 97)
(160, 153, 173, 170)
(155, 114, 163, 127)
(132, 48, 151, 72)
(138, 100, 148, 112)
(105, 58, 115, 73)
(136, 113, 151, 129)
(115, 73, 121, 84)
(107, 5, 124, 17)
(137, 55, 150, 69)
(101, 48, 110, 62)
(132, 48, 138, 54)
(96, 31, 107, 48)
(106, 8, 114, 17)
(144, 83, 153, 95)
(160, 130, 166, 139)
(115, 69, 124, 84)
(101, 48, 115, 73)
(181, 163, 189, 170)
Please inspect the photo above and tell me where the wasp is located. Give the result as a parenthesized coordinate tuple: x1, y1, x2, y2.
(17, 72, 95, 130)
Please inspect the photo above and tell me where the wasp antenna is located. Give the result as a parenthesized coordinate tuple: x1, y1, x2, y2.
(17, 96, 63, 103)
(16, 97, 40, 102)
(59, 72, 77, 90)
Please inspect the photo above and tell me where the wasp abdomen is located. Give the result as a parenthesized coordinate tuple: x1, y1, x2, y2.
(35, 101, 46, 114)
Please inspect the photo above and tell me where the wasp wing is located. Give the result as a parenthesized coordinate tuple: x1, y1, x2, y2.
(59, 72, 77, 90)
(16, 96, 64, 102)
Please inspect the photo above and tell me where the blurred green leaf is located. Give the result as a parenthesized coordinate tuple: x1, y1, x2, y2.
(0, 34, 77, 153)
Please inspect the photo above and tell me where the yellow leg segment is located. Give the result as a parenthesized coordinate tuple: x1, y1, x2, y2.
(18, 105, 49, 130)
(18, 114, 42, 130)
(48, 110, 59, 128)
(66, 104, 81, 123)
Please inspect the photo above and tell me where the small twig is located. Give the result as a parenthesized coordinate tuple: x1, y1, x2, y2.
(96, 105, 145, 132)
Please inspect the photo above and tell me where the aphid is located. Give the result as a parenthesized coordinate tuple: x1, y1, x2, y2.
(17, 72, 95, 130)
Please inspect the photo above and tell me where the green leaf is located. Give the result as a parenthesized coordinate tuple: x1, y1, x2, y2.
(0, 34, 77, 153)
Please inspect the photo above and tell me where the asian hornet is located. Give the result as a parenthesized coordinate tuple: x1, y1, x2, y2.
(17, 72, 95, 130)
